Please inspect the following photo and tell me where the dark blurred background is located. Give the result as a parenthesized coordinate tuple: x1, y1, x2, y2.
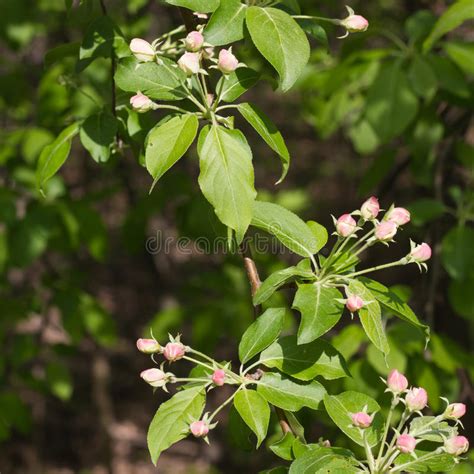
(0, 0, 473, 472)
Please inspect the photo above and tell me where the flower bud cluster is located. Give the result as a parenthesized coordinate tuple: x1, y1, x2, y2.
(126, 33, 243, 115)
(332, 197, 431, 279)
(379, 369, 469, 460)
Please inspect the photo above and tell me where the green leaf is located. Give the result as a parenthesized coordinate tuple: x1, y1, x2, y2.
(37, 122, 79, 191)
(297, 19, 328, 48)
(251, 201, 322, 257)
(441, 226, 474, 280)
(46, 362, 73, 401)
(197, 125, 256, 243)
(234, 389, 270, 447)
(80, 111, 118, 163)
(293, 284, 344, 344)
(289, 447, 359, 474)
(260, 468, 288, 474)
(204, 0, 246, 46)
(238, 102, 290, 183)
(45, 42, 80, 67)
(115, 57, 187, 101)
(394, 450, 456, 472)
(270, 432, 296, 461)
(256, 372, 326, 411)
(424, 0, 474, 51)
(410, 416, 458, 442)
(147, 386, 206, 464)
(306, 221, 328, 253)
(408, 55, 437, 99)
(145, 114, 199, 189)
(407, 198, 445, 226)
(427, 55, 471, 98)
(360, 278, 430, 342)
(260, 335, 349, 381)
(228, 405, 253, 451)
(348, 280, 390, 356)
(217, 68, 260, 103)
(239, 307, 285, 364)
(444, 41, 474, 76)
(253, 266, 315, 306)
(449, 276, 474, 319)
(80, 16, 129, 63)
(365, 61, 419, 143)
(246, 7, 310, 91)
(323, 391, 383, 447)
(164, 0, 219, 12)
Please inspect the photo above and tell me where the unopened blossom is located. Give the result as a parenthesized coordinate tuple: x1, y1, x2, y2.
(397, 434, 417, 454)
(336, 214, 357, 237)
(360, 196, 380, 220)
(140, 368, 167, 387)
(185, 31, 204, 52)
(386, 369, 408, 393)
(445, 436, 469, 456)
(405, 387, 428, 411)
(136, 338, 161, 354)
(178, 52, 200, 75)
(375, 221, 397, 241)
(190, 420, 209, 438)
(203, 46, 215, 59)
(346, 295, 364, 313)
(163, 342, 186, 362)
(130, 93, 154, 113)
(386, 207, 411, 226)
(444, 403, 466, 420)
(342, 14, 369, 32)
(211, 369, 226, 386)
(351, 411, 373, 428)
(130, 38, 155, 62)
(218, 48, 239, 74)
(410, 243, 432, 263)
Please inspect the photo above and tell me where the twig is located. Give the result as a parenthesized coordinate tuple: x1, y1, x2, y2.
(237, 242, 296, 436)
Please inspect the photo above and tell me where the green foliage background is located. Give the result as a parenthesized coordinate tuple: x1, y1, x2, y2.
(0, 0, 473, 472)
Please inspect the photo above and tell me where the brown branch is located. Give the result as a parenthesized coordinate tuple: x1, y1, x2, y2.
(238, 242, 296, 437)
(240, 245, 261, 298)
(275, 407, 292, 434)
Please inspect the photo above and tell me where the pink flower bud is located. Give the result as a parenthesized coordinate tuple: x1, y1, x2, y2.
(130, 38, 155, 62)
(445, 436, 469, 456)
(140, 368, 167, 387)
(386, 369, 408, 393)
(405, 387, 428, 411)
(375, 221, 397, 241)
(190, 420, 209, 438)
(163, 342, 186, 362)
(203, 46, 215, 59)
(178, 52, 200, 76)
(342, 14, 369, 33)
(185, 31, 204, 52)
(211, 369, 226, 386)
(136, 338, 161, 354)
(386, 207, 411, 226)
(336, 214, 357, 237)
(351, 412, 373, 428)
(346, 295, 364, 313)
(206, 93, 214, 107)
(410, 243, 432, 263)
(218, 48, 239, 74)
(444, 403, 466, 420)
(396, 434, 417, 454)
(130, 93, 154, 113)
(360, 196, 380, 220)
